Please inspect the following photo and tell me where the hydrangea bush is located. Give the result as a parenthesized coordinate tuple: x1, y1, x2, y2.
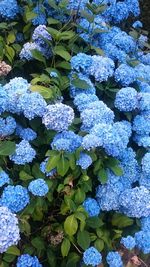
(0, 0, 150, 266)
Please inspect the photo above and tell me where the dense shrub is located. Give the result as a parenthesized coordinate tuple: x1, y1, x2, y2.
(0, 0, 150, 266)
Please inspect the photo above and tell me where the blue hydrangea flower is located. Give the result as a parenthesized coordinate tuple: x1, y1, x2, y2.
(32, 25, 52, 46)
(112, 31, 136, 53)
(83, 198, 100, 217)
(32, 5, 47, 26)
(134, 134, 150, 148)
(138, 52, 150, 65)
(81, 101, 114, 131)
(138, 82, 150, 93)
(70, 53, 92, 72)
(140, 217, 150, 231)
(125, 0, 140, 17)
(0, 116, 16, 137)
(4, 77, 29, 95)
(115, 87, 138, 111)
(142, 153, 150, 175)
(139, 173, 150, 190)
(99, 26, 121, 48)
(133, 115, 150, 135)
(50, 71, 58, 78)
(135, 64, 150, 83)
(19, 92, 47, 120)
(76, 153, 92, 169)
(132, 20, 143, 28)
(104, 2, 129, 24)
(117, 148, 140, 184)
(0, 185, 30, 213)
(42, 103, 74, 132)
(0, 171, 10, 187)
(0, 0, 19, 20)
(138, 93, 150, 111)
(40, 158, 57, 177)
(135, 230, 150, 254)
(115, 64, 137, 86)
(10, 140, 36, 165)
(120, 236, 136, 250)
(82, 134, 102, 151)
(0, 206, 20, 253)
(51, 131, 82, 152)
(103, 43, 127, 63)
(88, 55, 115, 82)
(83, 247, 102, 266)
(15, 125, 37, 141)
(106, 252, 123, 267)
(20, 42, 41, 61)
(17, 254, 42, 267)
(4, 77, 30, 113)
(138, 34, 148, 49)
(92, 122, 131, 157)
(96, 183, 124, 211)
(119, 186, 150, 218)
(65, 0, 88, 11)
(73, 93, 98, 112)
(28, 179, 49, 197)
(0, 85, 9, 114)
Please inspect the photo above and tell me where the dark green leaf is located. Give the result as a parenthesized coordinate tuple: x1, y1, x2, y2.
(112, 213, 134, 228)
(77, 230, 90, 250)
(0, 141, 16, 156)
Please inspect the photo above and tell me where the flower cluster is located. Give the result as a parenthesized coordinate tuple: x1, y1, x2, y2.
(83, 247, 102, 266)
(17, 254, 42, 267)
(28, 179, 49, 197)
(9, 140, 36, 165)
(0, 185, 30, 213)
(20, 25, 52, 60)
(0, 206, 20, 253)
(42, 103, 74, 132)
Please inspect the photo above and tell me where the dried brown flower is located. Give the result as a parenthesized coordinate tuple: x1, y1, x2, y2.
(0, 61, 11, 76)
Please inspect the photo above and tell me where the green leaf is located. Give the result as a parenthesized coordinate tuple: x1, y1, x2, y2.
(109, 165, 123, 176)
(66, 253, 80, 267)
(30, 85, 53, 99)
(0, 141, 16, 156)
(112, 213, 134, 228)
(61, 238, 71, 257)
(54, 46, 71, 61)
(86, 217, 104, 229)
(57, 156, 69, 176)
(6, 246, 20, 256)
(72, 78, 90, 89)
(47, 17, 60, 25)
(5, 45, 15, 63)
(98, 168, 108, 184)
(77, 230, 90, 250)
(2, 254, 16, 263)
(94, 239, 104, 252)
(56, 61, 71, 70)
(19, 170, 33, 181)
(7, 32, 16, 44)
(74, 188, 85, 204)
(46, 154, 60, 172)
(31, 237, 45, 250)
(47, 249, 57, 267)
(31, 50, 46, 65)
(64, 215, 78, 236)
